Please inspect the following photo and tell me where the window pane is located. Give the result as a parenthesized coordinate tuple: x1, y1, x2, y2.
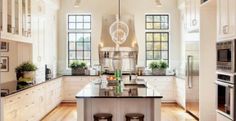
(84, 43, 90, 50)
(154, 51, 161, 60)
(69, 23, 76, 29)
(154, 23, 161, 29)
(161, 16, 168, 23)
(161, 33, 168, 41)
(84, 23, 90, 29)
(154, 33, 161, 41)
(154, 16, 161, 22)
(69, 51, 76, 59)
(146, 23, 153, 29)
(69, 16, 76, 22)
(76, 16, 83, 22)
(146, 16, 153, 22)
(162, 51, 168, 60)
(147, 60, 153, 67)
(161, 42, 168, 50)
(84, 16, 91, 22)
(147, 51, 153, 60)
(154, 42, 161, 50)
(69, 42, 76, 50)
(161, 23, 168, 29)
(84, 51, 90, 59)
(69, 33, 76, 41)
(77, 33, 83, 42)
(146, 33, 153, 41)
(146, 42, 153, 50)
(84, 33, 91, 42)
(76, 23, 83, 29)
(77, 51, 83, 59)
(76, 43, 83, 50)
(84, 60, 91, 66)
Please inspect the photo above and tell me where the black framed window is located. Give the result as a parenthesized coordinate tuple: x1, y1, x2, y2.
(145, 14, 169, 66)
(68, 14, 91, 67)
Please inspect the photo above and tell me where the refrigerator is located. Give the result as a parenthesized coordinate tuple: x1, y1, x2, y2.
(184, 41, 200, 119)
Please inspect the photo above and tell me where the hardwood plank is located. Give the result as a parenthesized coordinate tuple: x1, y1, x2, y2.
(41, 103, 197, 121)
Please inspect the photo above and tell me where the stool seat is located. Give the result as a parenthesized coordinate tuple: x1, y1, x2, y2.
(125, 113, 144, 121)
(94, 113, 113, 121)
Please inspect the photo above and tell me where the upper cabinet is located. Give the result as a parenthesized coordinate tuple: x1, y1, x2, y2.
(0, 0, 32, 43)
(185, 0, 200, 33)
(217, 0, 236, 40)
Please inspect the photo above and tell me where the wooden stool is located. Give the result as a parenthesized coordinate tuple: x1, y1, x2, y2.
(125, 113, 144, 121)
(94, 113, 113, 121)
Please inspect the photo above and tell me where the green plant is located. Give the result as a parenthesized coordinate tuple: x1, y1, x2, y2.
(159, 61, 169, 70)
(149, 61, 160, 70)
(149, 61, 168, 70)
(15, 62, 37, 73)
(70, 61, 87, 69)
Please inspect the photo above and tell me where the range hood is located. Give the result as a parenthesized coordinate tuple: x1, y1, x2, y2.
(99, 15, 139, 73)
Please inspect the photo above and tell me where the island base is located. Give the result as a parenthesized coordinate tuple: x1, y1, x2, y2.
(77, 98, 161, 121)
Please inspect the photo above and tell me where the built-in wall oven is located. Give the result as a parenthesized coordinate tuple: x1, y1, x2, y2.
(217, 39, 236, 72)
(216, 72, 236, 120)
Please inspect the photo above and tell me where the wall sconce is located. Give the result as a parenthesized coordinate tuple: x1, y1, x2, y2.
(74, 0, 80, 8)
(156, 0, 162, 6)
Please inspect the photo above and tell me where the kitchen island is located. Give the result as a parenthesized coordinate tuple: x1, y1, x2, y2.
(76, 79, 163, 121)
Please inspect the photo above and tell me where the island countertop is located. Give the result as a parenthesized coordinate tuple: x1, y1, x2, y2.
(76, 79, 163, 98)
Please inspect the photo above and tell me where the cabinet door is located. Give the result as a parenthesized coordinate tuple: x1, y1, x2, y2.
(218, 0, 236, 40)
(6, 0, 12, 33)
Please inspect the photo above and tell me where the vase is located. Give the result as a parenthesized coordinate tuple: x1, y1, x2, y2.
(152, 69, 166, 75)
(72, 68, 85, 75)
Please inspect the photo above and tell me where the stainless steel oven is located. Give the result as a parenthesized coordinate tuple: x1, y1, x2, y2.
(217, 39, 236, 72)
(216, 72, 235, 120)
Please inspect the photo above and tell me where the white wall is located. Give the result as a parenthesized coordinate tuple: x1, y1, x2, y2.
(57, 0, 181, 74)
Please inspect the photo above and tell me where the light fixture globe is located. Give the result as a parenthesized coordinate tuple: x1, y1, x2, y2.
(109, 16, 129, 45)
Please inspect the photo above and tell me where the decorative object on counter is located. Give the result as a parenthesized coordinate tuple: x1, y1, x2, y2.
(70, 61, 87, 75)
(0, 56, 9, 72)
(0, 41, 9, 52)
(15, 62, 37, 83)
(45, 65, 52, 80)
(149, 61, 168, 75)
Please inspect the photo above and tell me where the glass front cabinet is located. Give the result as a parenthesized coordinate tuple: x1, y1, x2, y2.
(1, 0, 31, 43)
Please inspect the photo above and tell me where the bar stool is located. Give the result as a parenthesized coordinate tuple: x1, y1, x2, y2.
(125, 113, 144, 121)
(93, 113, 113, 121)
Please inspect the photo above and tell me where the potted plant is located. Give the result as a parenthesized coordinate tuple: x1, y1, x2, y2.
(15, 62, 37, 83)
(70, 61, 87, 75)
(149, 61, 168, 75)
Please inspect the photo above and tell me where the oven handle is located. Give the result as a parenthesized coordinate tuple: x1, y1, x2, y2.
(215, 81, 234, 88)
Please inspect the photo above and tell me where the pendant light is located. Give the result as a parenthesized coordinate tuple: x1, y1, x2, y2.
(74, 0, 80, 8)
(109, 0, 129, 47)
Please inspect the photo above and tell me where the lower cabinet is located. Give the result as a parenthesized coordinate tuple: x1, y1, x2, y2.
(63, 76, 99, 102)
(1, 77, 63, 121)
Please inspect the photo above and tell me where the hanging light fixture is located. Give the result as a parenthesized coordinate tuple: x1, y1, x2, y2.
(156, 0, 162, 6)
(74, 0, 80, 8)
(109, 0, 129, 48)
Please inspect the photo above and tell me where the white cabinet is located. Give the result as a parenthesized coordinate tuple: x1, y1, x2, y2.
(139, 76, 176, 102)
(1, 77, 63, 121)
(63, 76, 99, 102)
(1, 0, 32, 43)
(217, 0, 236, 40)
(185, 0, 200, 32)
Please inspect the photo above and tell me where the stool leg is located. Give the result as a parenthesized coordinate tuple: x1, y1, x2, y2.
(141, 117, 144, 121)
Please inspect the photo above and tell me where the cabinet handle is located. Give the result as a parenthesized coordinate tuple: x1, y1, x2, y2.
(223, 25, 229, 34)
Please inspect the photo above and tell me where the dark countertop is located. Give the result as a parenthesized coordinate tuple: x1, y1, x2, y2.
(1, 75, 63, 97)
(76, 80, 163, 98)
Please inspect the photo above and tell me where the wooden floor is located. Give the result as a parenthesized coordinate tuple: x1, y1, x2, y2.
(42, 103, 197, 121)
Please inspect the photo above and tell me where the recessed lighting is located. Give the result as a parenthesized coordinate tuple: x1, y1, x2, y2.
(156, 0, 162, 6)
